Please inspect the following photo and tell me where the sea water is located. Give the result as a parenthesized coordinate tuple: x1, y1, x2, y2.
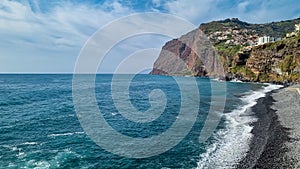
(0, 74, 281, 168)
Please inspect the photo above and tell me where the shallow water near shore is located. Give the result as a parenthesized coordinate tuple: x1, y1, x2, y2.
(0, 74, 281, 168)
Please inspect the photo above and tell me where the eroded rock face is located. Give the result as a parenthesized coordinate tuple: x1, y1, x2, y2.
(245, 36, 300, 82)
(150, 29, 225, 78)
(233, 52, 251, 66)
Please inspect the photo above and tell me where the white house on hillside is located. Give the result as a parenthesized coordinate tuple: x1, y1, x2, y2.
(257, 36, 275, 45)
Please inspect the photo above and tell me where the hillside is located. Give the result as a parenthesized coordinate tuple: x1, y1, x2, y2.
(151, 17, 300, 83)
(249, 35, 300, 82)
(199, 17, 300, 70)
(200, 17, 300, 38)
(230, 35, 300, 83)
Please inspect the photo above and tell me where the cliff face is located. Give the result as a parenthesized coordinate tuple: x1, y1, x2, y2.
(245, 36, 300, 83)
(226, 36, 300, 83)
(150, 29, 225, 77)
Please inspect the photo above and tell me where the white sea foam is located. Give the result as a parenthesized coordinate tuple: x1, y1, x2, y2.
(17, 151, 26, 158)
(48, 132, 84, 137)
(230, 78, 245, 83)
(12, 146, 17, 151)
(0, 145, 18, 151)
(50, 149, 83, 168)
(8, 162, 16, 167)
(26, 160, 50, 169)
(211, 78, 223, 82)
(20, 149, 82, 169)
(197, 84, 283, 169)
(19, 142, 38, 146)
(111, 112, 118, 116)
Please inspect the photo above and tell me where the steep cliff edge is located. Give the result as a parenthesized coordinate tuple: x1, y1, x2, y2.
(150, 29, 225, 78)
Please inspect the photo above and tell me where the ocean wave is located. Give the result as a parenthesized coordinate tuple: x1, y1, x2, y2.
(17, 151, 26, 158)
(7, 162, 16, 168)
(197, 84, 283, 169)
(8, 149, 82, 168)
(48, 132, 85, 137)
(211, 78, 223, 82)
(229, 79, 245, 83)
(25, 160, 50, 169)
(19, 142, 39, 146)
(111, 112, 118, 116)
(49, 149, 83, 168)
(0, 145, 18, 152)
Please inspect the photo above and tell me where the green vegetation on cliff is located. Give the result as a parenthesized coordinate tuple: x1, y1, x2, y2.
(200, 17, 300, 83)
(230, 65, 256, 81)
(246, 35, 300, 83)
(279, 55, 296, 74)
(215, 43, 241, 68)
(200, 17, 300, 38)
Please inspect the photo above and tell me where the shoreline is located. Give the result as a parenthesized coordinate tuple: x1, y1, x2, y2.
(236, 86, 299, 168)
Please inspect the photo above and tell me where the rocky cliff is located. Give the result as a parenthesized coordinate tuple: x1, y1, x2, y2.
(151, 18, 300, 83)
(150, 29, 225, 78)
(245, 35, 300, 83)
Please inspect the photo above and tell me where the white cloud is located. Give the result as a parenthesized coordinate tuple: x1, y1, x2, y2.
(165, 0, 214, 24)
(232, 0, 299, 23)
(0, 0, 133, 73)
(1, 0, 133, 49)
(164, 0, 299, 24)
(152, 0, 162, 7)
(237, 1, 250, 13)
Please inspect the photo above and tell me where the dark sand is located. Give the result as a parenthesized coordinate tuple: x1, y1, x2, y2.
(236, 87, 300, 169)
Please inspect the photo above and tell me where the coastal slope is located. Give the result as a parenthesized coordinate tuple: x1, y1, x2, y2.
(151, 18, 300, 83)
(234, 35, 300, 83)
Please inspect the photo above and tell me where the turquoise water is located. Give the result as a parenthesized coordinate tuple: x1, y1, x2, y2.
(0, 74, 272, 168)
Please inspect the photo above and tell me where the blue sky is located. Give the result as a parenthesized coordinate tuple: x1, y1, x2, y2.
(0, 0, 299, 73)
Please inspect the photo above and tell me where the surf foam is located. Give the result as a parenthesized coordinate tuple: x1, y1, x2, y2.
(48, 132, 84, 137)
(197, 84, 283, 169)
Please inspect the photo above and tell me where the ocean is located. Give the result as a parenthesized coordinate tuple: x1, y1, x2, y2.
(0, 74, 281, 168)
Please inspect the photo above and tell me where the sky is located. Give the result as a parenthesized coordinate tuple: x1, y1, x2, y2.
(0, 0, 299, 73)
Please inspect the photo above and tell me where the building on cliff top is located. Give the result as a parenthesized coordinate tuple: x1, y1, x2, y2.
(257, 36, 275, 45)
